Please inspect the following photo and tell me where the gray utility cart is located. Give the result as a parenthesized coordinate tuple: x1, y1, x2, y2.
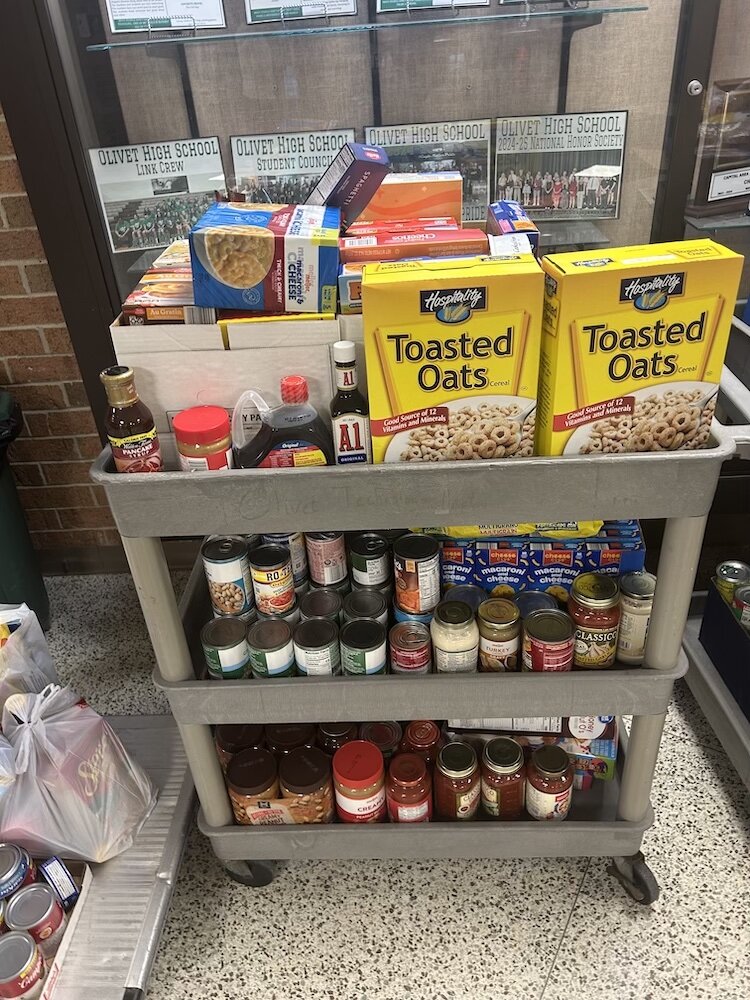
(91, 375, 750, 904)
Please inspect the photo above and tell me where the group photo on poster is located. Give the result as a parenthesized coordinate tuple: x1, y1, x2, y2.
(494, 111, 628, 222)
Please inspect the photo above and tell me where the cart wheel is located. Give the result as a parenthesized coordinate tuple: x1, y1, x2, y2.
(607, 852, 660, 905)
(223, 859, 275, 887)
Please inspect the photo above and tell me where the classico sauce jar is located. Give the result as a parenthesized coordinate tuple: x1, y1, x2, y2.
(569, 572, 620, 669)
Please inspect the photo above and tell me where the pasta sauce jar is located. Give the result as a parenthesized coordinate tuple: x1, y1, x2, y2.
(480, 737, 525, 819)
(434, 742, 480, 821)
(400, 720, 443, 768)
(333, 740, 386, 823)
(526, 745, 573, 822)
(386, 754, 432, 823)
(569, 572, 620, 669)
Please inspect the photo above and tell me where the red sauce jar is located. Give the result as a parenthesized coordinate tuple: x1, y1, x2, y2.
(386, 753, 432, 823)
(333, 740, 386, 823)
(434, 742, 480, 821)
(399, 720, 444, 768)
(568, 572, 620, 669)
(480, 737, 525, 819)
(526, 745, 573, 821)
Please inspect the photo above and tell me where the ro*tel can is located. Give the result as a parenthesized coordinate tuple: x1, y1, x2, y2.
(715, 560, 750, 604)
(0, 847, 37, 902)
(5, 886, 66, 961)
(305, 532, 348, 587)
(393, 534, 440, 615)
(261, 532, 308, 588)
(202, 536, 254, 616)
(522, 609, 574, 672)
(0, 932, 45, 1000)
(348, 532, 390, 587)
(200, 617, 250, 680)
(248, 544, 295, 615)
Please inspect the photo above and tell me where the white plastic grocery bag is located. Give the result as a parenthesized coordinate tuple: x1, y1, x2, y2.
(0, 605, 59, 713)
(0, 685, 157, 862)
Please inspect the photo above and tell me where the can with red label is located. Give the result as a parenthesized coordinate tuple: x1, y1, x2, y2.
(0, 849, 36, 903)
(5, 887, 65, 962)
(522, 609, 574, 672)
(389, 622, 432, 674)
(0, 932, 45, 999)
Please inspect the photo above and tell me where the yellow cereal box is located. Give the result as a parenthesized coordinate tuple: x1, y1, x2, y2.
(536, 239, 744, 456)
(362, 255, 544, 463)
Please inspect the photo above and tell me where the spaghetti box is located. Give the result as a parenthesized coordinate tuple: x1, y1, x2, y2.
(190, 202, 340, 313)
(486, 200, 540, 257)
(305, 143, 390, 227)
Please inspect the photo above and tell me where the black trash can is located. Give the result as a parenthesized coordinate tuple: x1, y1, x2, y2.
(0, 391, 50, 629)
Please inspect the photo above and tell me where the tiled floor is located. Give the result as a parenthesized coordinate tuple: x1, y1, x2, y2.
(45, 574, 750, 1000)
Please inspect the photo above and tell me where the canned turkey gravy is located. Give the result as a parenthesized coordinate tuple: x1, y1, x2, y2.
(522, 609, 574, 672)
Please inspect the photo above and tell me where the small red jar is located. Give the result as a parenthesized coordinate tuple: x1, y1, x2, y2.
(568, 572, 620, 669)
(399, 720, 444, 768)
(526, 745, 573, 821)
(333, 740, 386, 823)
(480, 737, 525, 819)
(434, 742, 480, 821)
(386, 754, 432, 823)
(358, 722, 402, 761)
(173, 405, 233, 472)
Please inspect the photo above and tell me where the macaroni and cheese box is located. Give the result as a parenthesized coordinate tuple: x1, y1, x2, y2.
(358, 172, 463, 224)
(486, 201, 540, 257)
(536, 239, 744, 456)
(340, 228, 488, 264)
(190, 202, 340, 313)
(305, 143, 390, 226)
(363, 255, 543, 463)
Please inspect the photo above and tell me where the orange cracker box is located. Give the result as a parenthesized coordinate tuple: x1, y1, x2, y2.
(536, 239, 743, 456)
(340, 228, 487, 264)
(358, 172, 463, 224)
(363, 255, 544, 463)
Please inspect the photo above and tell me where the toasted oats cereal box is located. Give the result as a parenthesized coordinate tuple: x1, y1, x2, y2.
(190, 202, 340, 312)
(362, 255, 543, 463)
(536, 239, 743, 455)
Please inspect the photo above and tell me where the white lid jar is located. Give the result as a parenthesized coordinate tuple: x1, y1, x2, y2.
(430, 600, 479, 673)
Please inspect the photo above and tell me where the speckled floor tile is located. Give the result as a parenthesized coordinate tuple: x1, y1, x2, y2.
(148, 833, 588, 1000)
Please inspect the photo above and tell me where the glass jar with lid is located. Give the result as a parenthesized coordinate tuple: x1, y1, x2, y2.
(526, 745, 573, 822)
(386, 753, 432, 823)
(434, 742, 480, 821)
(317, 722, 359, 755)
(430, 601, 479, 673)
(480, 737, 525, 819)
(265, 723, 316, 755)
(279, 747, 334, 822)
(215, 723, 265, 773)
(568, 572, 620, 669)
(616, 571, 657, 665)
(478, 599, 521, 671)
(358, 721, 403, 761)
(226, 748, 279, 825)
(400, 720, 444, 768)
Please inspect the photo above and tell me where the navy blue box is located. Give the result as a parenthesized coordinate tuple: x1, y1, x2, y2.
(306, 143, 389, 227)
(699, 580, 750, 720)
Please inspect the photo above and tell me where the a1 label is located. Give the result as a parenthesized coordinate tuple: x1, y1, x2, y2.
(333, 413, 372, 464)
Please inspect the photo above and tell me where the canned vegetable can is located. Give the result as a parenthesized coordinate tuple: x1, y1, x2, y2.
(249, 544, 296, 615)
(202, 536, 254, 616)
(348, 532, 391, 587)
(294, 618, 341, 676)
(201, 618, 251, 679)
(247, 620, 295, 678)
(340, 620, 388, 675)
(393, 534, 440, 614)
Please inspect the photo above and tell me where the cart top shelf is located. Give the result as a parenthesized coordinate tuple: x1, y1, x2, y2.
(91, 425, 736, 538)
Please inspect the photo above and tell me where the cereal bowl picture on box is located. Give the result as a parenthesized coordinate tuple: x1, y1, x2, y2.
(563, 381, 716, 455)
(383, 395, 535, 462)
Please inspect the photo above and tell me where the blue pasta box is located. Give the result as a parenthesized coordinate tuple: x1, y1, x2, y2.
(190, 202, 340, 312)
(486, 200, 540, 257)
(306, 142, 390, 227)
(440, 540, 475, 588)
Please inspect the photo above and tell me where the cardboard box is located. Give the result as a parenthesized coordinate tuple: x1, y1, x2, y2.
(305, 142, 390, 226)
(151, 239, 191, 269)
(362, 255, 543, 463)
(488, 233, 535, 258)
(358, 172, 463, 224)
(346, 217, 459, 236)
(338, 262, 365, 315)
(41, 862, 93, 999)
(340, 228, 487, 264)
(536, 238, 744, 455)
(121, 271, 217, 326)
(486, 200, 540, 256)
(190, 202, 340, 313)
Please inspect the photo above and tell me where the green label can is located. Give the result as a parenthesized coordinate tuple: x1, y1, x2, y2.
(340, 620, 387, 675)
(247, 620, 295, 678)
(201, 618, 250, 680)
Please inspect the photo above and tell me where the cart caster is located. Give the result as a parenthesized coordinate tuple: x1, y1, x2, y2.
(607, 852, 660, 905)
(223, 859, 275, 887)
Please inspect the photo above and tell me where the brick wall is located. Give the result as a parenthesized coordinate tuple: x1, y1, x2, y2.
(0, 103, 119, 551)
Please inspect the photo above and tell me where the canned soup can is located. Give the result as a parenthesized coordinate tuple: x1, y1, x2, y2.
(340, 620, 387, 675)
(348, 532, 391, 587)
(715, 560, 750, 604)
(293, 619, 341, 676)
(0, 932, 45, 1000)
(6, 885, 66, 961)
(247, 620, 295, 678)
(262, 532, 308, 587)
(389, 622, 432, 675)
(299, 587, 343, 623)
(249, 544, 295, 615)
(732, 584, 750, 627)
(201, 617, 250, 680)
(522, 609, 574, 672)
(393, 534, 440, 614)
(342, 589, 389, 628)
(306, 532, 348, 586)
(202, 536, 254, 616)
(0, 846, 36, 901)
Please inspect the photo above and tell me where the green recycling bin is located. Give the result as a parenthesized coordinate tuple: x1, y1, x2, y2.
(0, 391, 50, 629)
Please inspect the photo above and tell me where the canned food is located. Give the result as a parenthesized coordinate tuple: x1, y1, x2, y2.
(0, 847, 36, 902)
(348, 532, 390, 587)
(0, 932, 45, 1000)
(211, 606, 257, 625)
(245, 533, 261, 552)
(294, 579, 310, 597)
(393, 534, 440, 614)
(340, 619, 388, 675)
(299, 588, 343, 624)
(200, 618, 250, 680)
(478, 599, 521, 672)
(261, 532, 308, 587)
(342, 590, 389, 628)
(444, 584, 486, 613)
(249, 544, 295, 615)
(215, 724, 265, 773)
(617, 571, 657, 665)
(305, 532, 348, 587)
(255, 602, 301, 627)
(5, 886, 65, 961)
(515, 591, 558, 618)
(310, 577, 351, 595)
(389, 622, 432, 675)
(715, 560, 750, 604)
(202, 537, 254, 616)
(732, 584, 750, 627)
(352, 578, 394, 601)
(293, 619, 341, 676)
(358, 721, 402, 760)
(246, 620, 295, 678)
(392, 602, 434, 626)
(522, 609, 574, 672)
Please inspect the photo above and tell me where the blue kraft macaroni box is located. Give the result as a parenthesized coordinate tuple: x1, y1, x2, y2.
(306, 143, 390, 227)
(190, 202, 340, 312)
(486, 200, 540, 257)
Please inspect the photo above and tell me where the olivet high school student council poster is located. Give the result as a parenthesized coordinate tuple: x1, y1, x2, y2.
(230, 129, 355, 203)
(494, 111, 628, 222)
(88, 138, 224, 253)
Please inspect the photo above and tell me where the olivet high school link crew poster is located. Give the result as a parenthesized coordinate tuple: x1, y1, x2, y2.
(88, 138, 225, 253)
(494, 111, 628, 222)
